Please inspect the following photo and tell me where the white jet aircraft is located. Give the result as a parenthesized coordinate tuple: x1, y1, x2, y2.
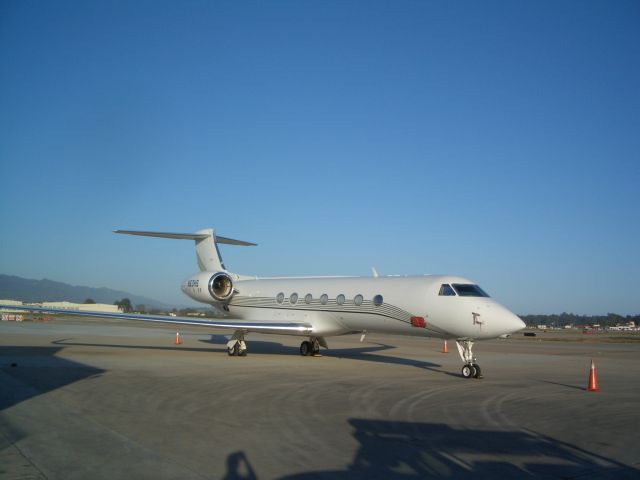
(4, 228, 525, 378)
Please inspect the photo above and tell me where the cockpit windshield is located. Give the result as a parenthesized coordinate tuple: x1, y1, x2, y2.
(438, 284, 456, 296)
(452, 284, 490, 297)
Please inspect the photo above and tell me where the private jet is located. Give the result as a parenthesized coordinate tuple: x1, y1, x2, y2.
(2, 228, 525, 378)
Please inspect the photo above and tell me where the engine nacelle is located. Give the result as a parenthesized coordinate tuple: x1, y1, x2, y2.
(181, 271, 235, 305)
(208, 272, 234, 302)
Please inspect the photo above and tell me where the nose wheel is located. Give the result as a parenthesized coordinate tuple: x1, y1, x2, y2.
(461, 363, 482, 379)
(456, 339, 483, 379)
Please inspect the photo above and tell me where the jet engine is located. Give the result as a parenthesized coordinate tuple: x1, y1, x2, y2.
(181, 271, 236, 305)
(208, 272, 234, 302)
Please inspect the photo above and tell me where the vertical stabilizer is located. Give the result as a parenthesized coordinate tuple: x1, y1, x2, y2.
(195, 229, 225, 272)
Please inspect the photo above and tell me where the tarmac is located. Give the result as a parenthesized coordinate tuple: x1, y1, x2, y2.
(1, 317, 639, 479)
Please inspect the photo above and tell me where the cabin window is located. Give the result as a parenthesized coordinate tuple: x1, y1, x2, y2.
(305, 294, 312, 304)
(452, 284, 490, 297)
(373, 294, 383, 306)
(439, 284, 456, 296)
(290, 293, 298, 304)
(336, 294, 345, 305)
(320, 294, 328, 305)
(276, 292, 285, 304)
(354, 294, 363, 306)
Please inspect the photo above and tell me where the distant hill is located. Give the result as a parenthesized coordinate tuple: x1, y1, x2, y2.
(0, 274, 177, 310)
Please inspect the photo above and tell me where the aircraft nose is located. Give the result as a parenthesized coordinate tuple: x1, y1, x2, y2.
(507, 312, 526, 333)
(490, 303, 525, 334)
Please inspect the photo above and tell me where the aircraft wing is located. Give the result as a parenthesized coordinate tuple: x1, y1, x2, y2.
(0, 304, 313, 335)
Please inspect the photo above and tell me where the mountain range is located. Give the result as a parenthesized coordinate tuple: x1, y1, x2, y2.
(0, 274, 177, 310)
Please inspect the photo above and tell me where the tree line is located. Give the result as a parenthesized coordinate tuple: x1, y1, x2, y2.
(520, 313, 639, 327)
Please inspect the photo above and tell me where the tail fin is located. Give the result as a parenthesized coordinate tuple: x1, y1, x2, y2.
(114, 228, 256, 272)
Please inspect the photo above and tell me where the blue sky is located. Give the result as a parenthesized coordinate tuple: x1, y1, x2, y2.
(1, 1, 638, 315)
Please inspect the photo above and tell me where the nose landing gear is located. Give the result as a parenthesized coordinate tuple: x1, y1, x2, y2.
(456, 339, 482, 379)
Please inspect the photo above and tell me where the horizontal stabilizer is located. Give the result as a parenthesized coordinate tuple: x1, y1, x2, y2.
(114, 230, 257, 246)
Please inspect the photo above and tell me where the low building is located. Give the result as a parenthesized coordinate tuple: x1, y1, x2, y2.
(36, 301, 121, 313)
(0, 299, 23, 312)
(1, 300, 120, 314)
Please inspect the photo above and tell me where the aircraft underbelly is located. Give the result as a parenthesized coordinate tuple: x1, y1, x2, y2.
(336, 312, 421, 336)
(228, 306, 444, 338)
(230, 306, 348, 336)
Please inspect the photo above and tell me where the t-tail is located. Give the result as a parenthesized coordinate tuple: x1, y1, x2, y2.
(114, 228, 256, 273)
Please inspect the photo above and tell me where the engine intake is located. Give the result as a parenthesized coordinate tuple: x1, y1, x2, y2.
(208, 272, 234, 302)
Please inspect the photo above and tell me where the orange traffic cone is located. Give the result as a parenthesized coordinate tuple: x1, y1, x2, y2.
(587, 359, 599, 392)
(175, 332, 182, 345)
(442, 340, 449, 353)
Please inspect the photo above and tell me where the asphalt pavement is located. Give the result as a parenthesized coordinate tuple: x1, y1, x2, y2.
(1, 318, 639, 479)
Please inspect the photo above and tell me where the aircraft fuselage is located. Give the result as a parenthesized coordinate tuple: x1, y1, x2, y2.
(181, 273, 524, 340)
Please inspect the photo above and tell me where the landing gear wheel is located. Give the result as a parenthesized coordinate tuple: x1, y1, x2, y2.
(228, 342, 241, 356)
(227, 332, 247, 358)
(312, 343, 320, 356)
(461, 364, 474, 378)
(456, 340, 482, 379)
(300, 341, 312, 356)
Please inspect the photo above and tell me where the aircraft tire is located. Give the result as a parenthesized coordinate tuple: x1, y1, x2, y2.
(228, 342, 241, 356)
(461, 364, 474, 378)
(300, 341, 312, 356)
(473, 364, 482, 379)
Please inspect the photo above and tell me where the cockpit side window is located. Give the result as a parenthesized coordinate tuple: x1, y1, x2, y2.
(452, 284, 490, 297)
(439, 284, 457, 296)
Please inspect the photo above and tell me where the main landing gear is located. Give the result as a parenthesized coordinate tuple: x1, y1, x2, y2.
(226, 333, 327, 358)
(299, 337, 326, 357)
(227, 332, 247, 357)
(456, 339, 482, 379)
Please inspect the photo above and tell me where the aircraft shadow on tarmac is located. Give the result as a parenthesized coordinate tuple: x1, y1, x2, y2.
(50, 337, 218, 354)
(43, 335, 443, 372)
(224, 419, 638, 480)
(0, 346, 104, 412)
(201, 334, 444, 371)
